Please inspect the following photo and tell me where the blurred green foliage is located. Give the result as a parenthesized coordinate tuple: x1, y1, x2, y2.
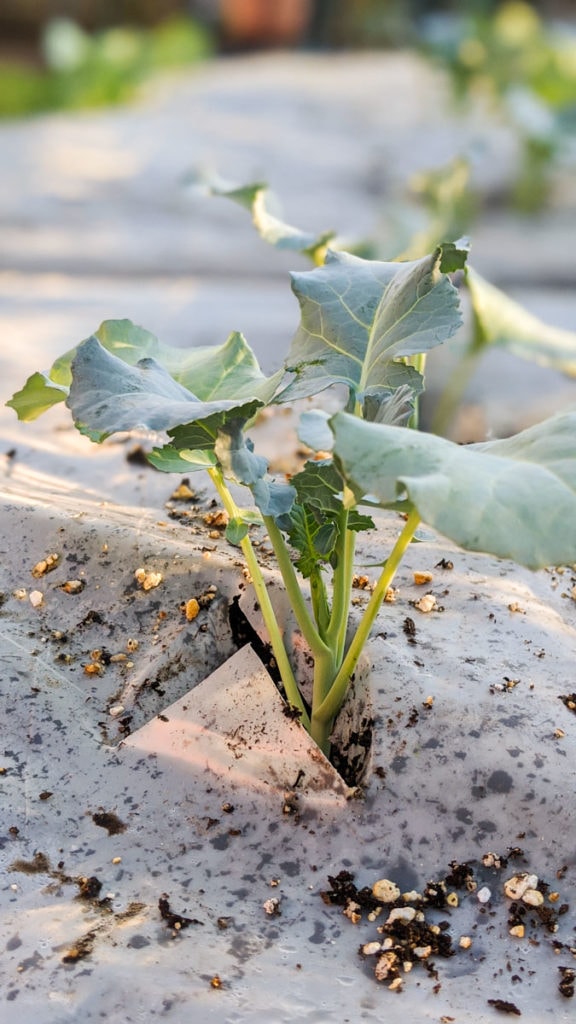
(0, 14, 214, 118)
(423, 1, 576, 210)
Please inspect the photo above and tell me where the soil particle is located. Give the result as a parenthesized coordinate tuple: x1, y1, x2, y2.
(263, 897, 281, 916)
(559, 693, 576, 715)
(558, 966, 575, 998)
(9, 851, 51, 874)
(487, 770, 514, 794)
(403, 617, 417, 644)
(158, 894, 203, 932)
(92, 811, 127, 835)
(77, 876, 103, 901)
(31, 553, 60, 578)
(61, 930, 99, 964)
(324, 857, 571, 997)
(487, 999, 522, 1015)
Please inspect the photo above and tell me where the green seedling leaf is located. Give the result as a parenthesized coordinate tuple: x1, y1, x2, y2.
(148, 446, 217, 473)
(163, 330, 283, 404)
(466, 267, 576, 374)
(347, 510, 376, 533)
(286, 461, 374, 578)
(6, 372, 69, 421)
(214, 423, 268, 486)
(7, 320, 278, 423)
(439, 238, 470, 273)
(67, 337, 257, 440)
(287, 504, 335, 578)
(251, 477, 296, 520)
(166, 400, 261, 452)
(194, 174, 336, 263)
(298, 410, 334, 453)
(281, 247, 463, 402)
(292, 459, 344, 515)
(225, 517, 250, 546)
(332, 410, 576, 569)
(6, 318, 160, 422)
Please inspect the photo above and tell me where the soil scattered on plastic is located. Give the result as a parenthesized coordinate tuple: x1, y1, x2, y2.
(321, 852, 573, 1003)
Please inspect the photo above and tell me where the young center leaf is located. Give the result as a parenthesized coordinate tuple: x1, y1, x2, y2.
(331, 410, 576, 569)
(280, 246, 464, 403)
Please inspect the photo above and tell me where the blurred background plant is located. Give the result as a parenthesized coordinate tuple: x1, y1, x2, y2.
(1, 2, 574, 215)
(421, 1, 576, 211)
(0, 12, 213, 117)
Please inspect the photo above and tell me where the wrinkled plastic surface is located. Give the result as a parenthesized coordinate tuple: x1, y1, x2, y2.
(1, 445, 576, 1024)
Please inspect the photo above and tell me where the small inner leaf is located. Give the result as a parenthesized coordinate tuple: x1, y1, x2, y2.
(225, 518, 250, 546)
(291, 459, 344, 515)
(148, 446, 217, 473)
(214, 424, 268, 486)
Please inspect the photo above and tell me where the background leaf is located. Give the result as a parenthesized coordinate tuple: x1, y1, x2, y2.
(466, 267, 576, 374)
(332, 410, 576, 569)
(193, 174, 336, 263)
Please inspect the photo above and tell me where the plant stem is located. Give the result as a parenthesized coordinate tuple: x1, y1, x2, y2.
(310, 648, 338, 754)
(407, 352, 427, 430)
(310, 568, 331, 641)
(208, 468, 311, 730)
(263, 514, 330, 661)
(313, 509, 421, 731)
(326, 511, 356, 663)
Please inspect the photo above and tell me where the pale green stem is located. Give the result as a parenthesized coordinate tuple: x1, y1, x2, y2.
(310, 649, 338, 754)
(208, 468, 311, 730)
(326, 514, 356, 664)
(312, 509, 421, 730)
(407, 352, 427, 430)
(262, 514, 330, 661)
(310, 569, 331, 641)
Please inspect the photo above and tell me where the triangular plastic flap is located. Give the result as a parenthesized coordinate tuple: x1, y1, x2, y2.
(123, 644, 352, 801)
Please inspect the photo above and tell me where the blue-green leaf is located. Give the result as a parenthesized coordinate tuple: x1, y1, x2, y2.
(298, 410, 334, 452)
(281, 247, 463, 402)
(251, 477, 296, 520)
(67, 337, 257, 441)
(332, 409, 576, 569)
(214, 423, 268, 486)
